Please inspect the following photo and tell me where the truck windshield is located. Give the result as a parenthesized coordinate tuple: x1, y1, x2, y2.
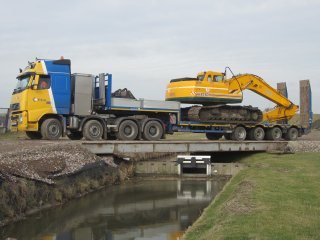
(13, 75, 31, 94)
(197, 75, 205, 81)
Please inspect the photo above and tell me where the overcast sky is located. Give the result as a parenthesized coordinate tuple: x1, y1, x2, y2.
(0, 0, 319, 113)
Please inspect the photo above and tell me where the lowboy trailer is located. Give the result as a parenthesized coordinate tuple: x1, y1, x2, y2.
(10, 58, 312, 141)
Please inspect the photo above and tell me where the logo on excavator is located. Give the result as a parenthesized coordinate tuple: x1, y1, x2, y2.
(191, 91, 209, 97)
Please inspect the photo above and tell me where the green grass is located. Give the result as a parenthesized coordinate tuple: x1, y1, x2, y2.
(0, 131, 26, 140)
(184, 152, 320, 240)
(166, 132, 206, 140)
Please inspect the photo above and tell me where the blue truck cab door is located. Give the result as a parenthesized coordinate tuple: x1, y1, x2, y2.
(44, 59, 71, 115)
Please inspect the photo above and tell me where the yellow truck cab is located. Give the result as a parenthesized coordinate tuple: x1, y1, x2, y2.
(10, 59, 71, 139)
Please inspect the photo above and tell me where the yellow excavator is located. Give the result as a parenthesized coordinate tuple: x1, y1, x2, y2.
(165, 68, 299, 125)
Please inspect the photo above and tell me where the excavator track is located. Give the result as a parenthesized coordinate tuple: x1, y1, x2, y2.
(183, 105, 263, 124)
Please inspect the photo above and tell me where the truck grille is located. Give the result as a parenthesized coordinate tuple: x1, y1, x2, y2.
(10, 103, 20, 111)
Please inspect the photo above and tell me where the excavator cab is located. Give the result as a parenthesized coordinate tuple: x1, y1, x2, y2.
(197, 71, 225, 82)
(165, 70, 242, 105)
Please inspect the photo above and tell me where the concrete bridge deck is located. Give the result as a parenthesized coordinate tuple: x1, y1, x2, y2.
(81, 140, 288, 154)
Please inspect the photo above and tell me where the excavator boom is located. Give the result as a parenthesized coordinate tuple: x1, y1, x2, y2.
(227, 74, 299, 122)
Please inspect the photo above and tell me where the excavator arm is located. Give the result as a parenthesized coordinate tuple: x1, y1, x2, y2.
(227, 74, 299, 122)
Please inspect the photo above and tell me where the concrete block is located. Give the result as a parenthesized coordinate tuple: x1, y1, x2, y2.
(300, 80, 312, 129)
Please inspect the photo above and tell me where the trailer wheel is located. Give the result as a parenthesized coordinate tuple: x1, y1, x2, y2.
(83, 120, 103, 141)
(266, 127, 282, 141)
(206, 133, 223, 140)
(284, 127, 298, 141)
(41, 118, 62, 140)
(26, 131, 42, 140)
(143, 120, 163, 141)
(67, 131, 83, 140)
(248, 127, 265, 141)
(116, 120, 139, 141)
(231, 126, 247, 141)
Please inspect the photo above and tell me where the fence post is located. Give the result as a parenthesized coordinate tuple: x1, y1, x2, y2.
(0, 108, 10, 134)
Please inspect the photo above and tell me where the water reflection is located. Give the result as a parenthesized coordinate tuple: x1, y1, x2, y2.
(1, 179, 226, 240)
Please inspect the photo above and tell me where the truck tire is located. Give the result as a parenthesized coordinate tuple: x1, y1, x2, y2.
(67, 131, 83, 140)
(206, 133, 223, 140)
(266, 127, 282, 141)
(41, 118, 62, 140)
(231, 126, 247, 141)
(284, 127, 298, 141)
(116, 120, 139, 141)
(143, 120, 163, 141)
(26, 131, 42, 140)
(83, 120, 103, 141)
(248, 127, 265, 141)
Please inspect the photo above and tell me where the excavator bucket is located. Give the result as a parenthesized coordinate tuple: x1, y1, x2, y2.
(300, 80, 312, 130)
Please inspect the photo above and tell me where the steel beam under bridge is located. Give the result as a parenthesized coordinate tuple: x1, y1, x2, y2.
(81, 140, 288, 154)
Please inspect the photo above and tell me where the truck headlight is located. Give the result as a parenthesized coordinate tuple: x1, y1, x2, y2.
(19, 114, 23, 123)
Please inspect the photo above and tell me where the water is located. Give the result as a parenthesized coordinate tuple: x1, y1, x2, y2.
(1, 179, 227, 240)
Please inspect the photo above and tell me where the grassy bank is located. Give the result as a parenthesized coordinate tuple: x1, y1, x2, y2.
(184, 152, 320, 239)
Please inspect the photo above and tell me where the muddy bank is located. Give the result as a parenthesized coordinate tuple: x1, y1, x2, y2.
(0, 143, 134, 226)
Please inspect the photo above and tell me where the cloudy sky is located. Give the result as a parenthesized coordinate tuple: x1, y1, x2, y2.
(0, 0, 319, 113)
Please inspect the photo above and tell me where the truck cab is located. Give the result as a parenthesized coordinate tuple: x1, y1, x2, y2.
(10, 59, 71, 138)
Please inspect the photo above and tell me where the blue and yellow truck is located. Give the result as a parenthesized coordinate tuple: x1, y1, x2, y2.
(10, 58, 182, 140)
(10, 58, 312, 141)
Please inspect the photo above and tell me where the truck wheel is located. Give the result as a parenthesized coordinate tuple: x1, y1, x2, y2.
(83, 120, 103, 141)
(41, 118, 62, 140)
(231, 126, 247, 141)
(26, 131, 42, 140)
(284, 128, 298, 141)
(248, 127, 265, 141)
(116, 120, 139, 141)
(143, 120, 163, 141)
(206, 133, 223, 140)
(67, 131, 83, 140)
(266, 127, 282, 141)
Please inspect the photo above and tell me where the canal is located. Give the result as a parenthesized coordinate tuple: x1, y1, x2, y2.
(1, 179, 227, 240)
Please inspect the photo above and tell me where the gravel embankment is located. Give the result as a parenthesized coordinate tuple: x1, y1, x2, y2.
(288, 141, 320, 153)
(0, 143, 114, 184)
